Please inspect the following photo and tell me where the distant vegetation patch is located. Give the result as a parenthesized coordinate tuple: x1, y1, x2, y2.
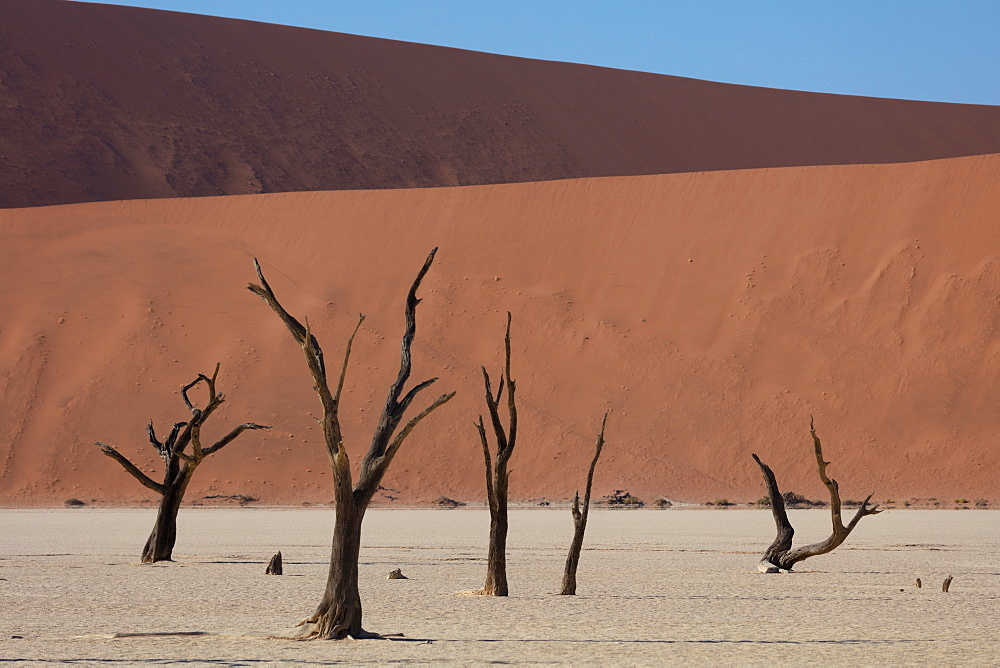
(433, 496, 466, 507)
(202, 494, 258, 505)
(598, 490, 644, 508)
(782, 491, 825, 507)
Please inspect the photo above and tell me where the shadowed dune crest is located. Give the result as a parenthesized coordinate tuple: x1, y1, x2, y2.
(5, 0, 1000, 208)
(2, 154, 999, 505)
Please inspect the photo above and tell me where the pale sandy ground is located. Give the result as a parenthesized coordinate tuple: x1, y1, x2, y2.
(1, 508, 997, 665)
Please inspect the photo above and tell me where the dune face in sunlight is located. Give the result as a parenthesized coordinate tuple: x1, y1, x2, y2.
(2, 155, 999, 505)
(5, 0, 1000, 208)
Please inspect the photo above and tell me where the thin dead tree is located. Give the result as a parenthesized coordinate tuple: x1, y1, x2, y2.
(249, 248, 454, 639)
(560, 411, 609, 595)
(475, 311, 517, 596)
(96, 364, 269, 563)
(752, 418, 882, 572)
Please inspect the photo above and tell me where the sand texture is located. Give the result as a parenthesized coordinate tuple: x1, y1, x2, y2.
(3, 155, 1000, 506)
(6, 0, 1000, 207)
(1, 508, 997, 664)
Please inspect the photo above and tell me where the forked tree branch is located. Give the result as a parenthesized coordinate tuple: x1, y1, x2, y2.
(358, 390, 456, 494)
(753, 419, 882, 571)
(481, 367, 508, 454)
(250, 248, 451, 507)
(360, 248, 445, 489)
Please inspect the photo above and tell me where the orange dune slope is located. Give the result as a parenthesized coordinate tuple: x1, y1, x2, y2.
(2, 154, 999, 506)
(6, 0, 1000, 208)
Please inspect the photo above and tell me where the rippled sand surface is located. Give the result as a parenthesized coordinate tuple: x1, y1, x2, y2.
(2, 508, 997, 664)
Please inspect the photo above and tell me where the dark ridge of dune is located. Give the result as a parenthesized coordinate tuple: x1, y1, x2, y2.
(2, 154, 999, 506)
(5, 1, 1000, 209)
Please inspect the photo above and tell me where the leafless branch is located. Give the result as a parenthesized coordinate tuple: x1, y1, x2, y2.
(95, 442, 166, 494)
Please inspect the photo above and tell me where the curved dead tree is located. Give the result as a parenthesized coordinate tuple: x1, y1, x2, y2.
(560, 411, 608, 595)
(96, 364, 269, 563)
(249, 248, 454, 639)
(752, 418, 882, 572)
(475, 311, 517, 596)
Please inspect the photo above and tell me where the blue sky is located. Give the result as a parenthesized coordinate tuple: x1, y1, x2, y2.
(88, 1, 1000, 105)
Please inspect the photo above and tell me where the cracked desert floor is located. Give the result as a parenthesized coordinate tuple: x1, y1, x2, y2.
(2, 508, 998, 665)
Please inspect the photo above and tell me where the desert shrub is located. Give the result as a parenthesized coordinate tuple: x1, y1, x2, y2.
(64, 498, 86, 507)
(782, 491, 825, 507)
(954, 498, 969, 504)
(203, 494, 258, 505)
(842, 499, 861, 508)
(653, 497, 672, 508)
(757, 496, 772, 508)
(433, 496, 466, 507)
(599, 490, 644, 507)
(708, 498, 734, 507)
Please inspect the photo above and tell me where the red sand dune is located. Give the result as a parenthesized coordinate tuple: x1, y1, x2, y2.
(6, 0, 1000, 208)
(2, 154, 999, 506)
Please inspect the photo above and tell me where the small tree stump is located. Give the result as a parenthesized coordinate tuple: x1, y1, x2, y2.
(387, 568, 407, 580)
(915, 578, 922, 588)
(942, 575, 953, 592)
(265, 551, 283, 575)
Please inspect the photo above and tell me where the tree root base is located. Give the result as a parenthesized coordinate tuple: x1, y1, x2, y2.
(758, 559, 792, 574)
(287, 618, 404, 641)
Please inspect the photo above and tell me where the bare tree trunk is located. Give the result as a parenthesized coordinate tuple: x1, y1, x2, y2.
(250, 248, 453, 639)
(301, 498, 366, 637)
(752, 418, 882, 572)
(475, 312, 516, 596)
(482, 481, 509, 596)
(141, 465, 195, 563)
(560, 411, 608, 595)
(97, 365, 268, 564)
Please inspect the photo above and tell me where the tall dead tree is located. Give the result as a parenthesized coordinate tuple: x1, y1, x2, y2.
(752, 418, 882, 572)
(560, 411, 608, 595)
(475, 311, 517, 596)
(96, 364, 269, 563)
(249, 248, 454, 639)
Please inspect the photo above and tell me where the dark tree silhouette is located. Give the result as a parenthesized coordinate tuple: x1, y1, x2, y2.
(96, 364, 269, 563)
(475, 311, 517, 596)
(752, 418, 882, 572)
(560, 411, 608, 595)
(249, 248, 454, 639)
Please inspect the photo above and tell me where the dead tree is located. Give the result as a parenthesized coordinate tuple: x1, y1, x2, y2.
(560, 411, 608, 595)
(96, 364, 269, 563)
(475, 312, 517, 596)
(249, 248, 454, 639)
(752, 418, 882, 572)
